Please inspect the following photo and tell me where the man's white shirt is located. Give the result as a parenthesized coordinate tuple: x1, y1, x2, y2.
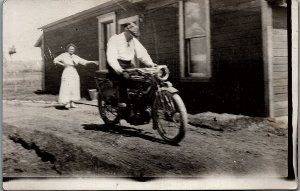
(106, 32, 154, 71)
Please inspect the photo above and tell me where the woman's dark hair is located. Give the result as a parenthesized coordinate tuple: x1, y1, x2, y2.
(66, 43, 77, 50)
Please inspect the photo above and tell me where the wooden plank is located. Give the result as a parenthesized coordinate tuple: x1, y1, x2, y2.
(213, 40, 259, 49)
(274, 86, 288, 94)
(145, 0, 177, 10)
(274, 108, 288, 117)
(273, 48, 288, 57)
(273, 57, 288, 64)
(212, 2, 260, 12)
(273, 65, 288, 72)
(215, 23, 261, 34)
(273, 79, 288, 86)
(274, 94, 288, 102)
(273, 72, 288, 79)
(273, 35, 288, 42)
(274, 101, 288, 109)
(213, 28, 261, 40)
(213, 15, 260, 27)
(273, 42, 287, 49)
(272, 28, 287, 35)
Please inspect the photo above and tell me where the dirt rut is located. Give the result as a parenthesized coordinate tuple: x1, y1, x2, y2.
(4, 124, 150, 177)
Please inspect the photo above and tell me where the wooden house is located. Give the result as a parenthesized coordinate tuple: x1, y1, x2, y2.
(36, 0, 288, 117)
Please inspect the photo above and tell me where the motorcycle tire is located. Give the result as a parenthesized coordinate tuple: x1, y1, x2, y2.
(97, 92, 120, 125)
(153, 92, 187, 145)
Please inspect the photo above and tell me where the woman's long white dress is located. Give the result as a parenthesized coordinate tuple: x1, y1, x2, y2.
(53, 53, 88, 104)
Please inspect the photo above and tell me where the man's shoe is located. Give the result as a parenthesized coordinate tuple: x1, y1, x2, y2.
(118, 103, 127, 108)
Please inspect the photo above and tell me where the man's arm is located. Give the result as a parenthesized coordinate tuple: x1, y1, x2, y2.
(133, 38, 155, 67)
(106, 36, 123, 74)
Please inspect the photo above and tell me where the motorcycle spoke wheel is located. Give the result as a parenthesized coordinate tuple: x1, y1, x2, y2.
(153, 92, 187, 144)
(102, 103, 118, 120)
(98, 94, 120, 125)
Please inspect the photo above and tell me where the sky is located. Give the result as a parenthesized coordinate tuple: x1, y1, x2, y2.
(3, 0, 109, 61)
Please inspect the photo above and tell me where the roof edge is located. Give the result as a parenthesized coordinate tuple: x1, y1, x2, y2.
(34, 35, 43, 47)
(38, 0, 127, 30)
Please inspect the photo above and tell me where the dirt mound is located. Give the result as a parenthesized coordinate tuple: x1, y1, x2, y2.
(188, 112, 287, 134)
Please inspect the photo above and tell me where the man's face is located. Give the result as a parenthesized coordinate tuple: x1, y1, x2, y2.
(124, 29, 134, 42)
(128, 30, 136, 39)
(126, 23, 140, 37)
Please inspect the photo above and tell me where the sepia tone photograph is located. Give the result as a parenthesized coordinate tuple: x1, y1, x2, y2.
(2, 0, 298, 189)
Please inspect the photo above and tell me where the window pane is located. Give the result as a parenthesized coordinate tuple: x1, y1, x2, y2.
(189, 37, 209, 76)
(185, 0, 207, 38)
(104, 22, 114, 46)
(102, 21, 114, 70)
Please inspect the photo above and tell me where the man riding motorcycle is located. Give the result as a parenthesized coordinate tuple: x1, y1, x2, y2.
(106, 22, 156, 107)
(99, 22, 187, 144)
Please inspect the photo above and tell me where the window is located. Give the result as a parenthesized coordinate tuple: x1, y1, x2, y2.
(180, 0, 211, 79)
(97, 12, 116, 71)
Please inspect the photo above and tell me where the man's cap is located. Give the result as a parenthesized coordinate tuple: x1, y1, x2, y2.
(126, 22, 140, 37)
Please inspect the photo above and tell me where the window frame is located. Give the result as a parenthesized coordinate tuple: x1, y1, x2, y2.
(179, 0, 211, 81)
(97, 12, 116, 72)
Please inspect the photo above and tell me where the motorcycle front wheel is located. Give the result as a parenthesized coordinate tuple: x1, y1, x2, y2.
(153, 91, 187, 144)
(97, 92, 120, 125)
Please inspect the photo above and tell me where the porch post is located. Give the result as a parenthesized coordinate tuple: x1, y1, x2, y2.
(41, 33, 45, 91)
(178, 0, 185, 78)
(261, 0, 274, 117)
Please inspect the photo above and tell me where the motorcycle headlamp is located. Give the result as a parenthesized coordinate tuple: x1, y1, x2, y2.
(155, 66, 169, 81)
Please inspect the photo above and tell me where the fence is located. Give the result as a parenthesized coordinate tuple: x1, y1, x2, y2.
(3, 60, 44, 99)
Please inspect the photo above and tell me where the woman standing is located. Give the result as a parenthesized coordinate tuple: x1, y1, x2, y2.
(54, 43, 96, 109)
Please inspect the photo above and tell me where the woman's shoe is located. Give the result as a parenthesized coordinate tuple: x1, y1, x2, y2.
(65, 103, 71, 109)
(71, 102, 79, 108)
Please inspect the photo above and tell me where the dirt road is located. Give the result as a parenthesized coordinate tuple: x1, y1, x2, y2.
(3, 101, 288, 178)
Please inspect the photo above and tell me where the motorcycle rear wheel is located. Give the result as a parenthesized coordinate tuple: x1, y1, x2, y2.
(153, 92, 187, 144)
(97, 92, 120, 125)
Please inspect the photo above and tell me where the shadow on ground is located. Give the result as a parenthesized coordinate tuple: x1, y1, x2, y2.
(82, 123, 168, 145)
(34, 90, 57, 95)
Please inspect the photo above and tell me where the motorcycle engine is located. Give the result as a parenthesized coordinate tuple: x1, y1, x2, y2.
(126, 82, 152, 125)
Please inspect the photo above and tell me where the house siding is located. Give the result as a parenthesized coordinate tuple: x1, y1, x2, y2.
(178, 0, 265, 116)
(42, 1, 141, 96)
(43, 16, 99, 95)
(42, 0, 276, 117)
(139, 3, 179, 82)
(42, 1, 177, 97)
(272, 6, 288, 117)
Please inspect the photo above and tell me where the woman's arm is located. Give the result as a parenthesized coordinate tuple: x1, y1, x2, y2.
(54, 61, 65, 66)
(77, 56, 98, 65)
(53, 54, 65, 66)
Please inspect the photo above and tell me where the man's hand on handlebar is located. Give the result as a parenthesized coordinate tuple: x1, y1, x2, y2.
(147, 63, 157, 68)
(122, 71, 130, 79)
(115, 68, 124, 75)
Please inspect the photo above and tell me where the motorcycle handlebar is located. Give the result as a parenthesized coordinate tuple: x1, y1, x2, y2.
(123, 65, 167, 74)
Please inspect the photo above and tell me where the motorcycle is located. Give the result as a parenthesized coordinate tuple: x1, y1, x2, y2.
(95, 65, 187, 144)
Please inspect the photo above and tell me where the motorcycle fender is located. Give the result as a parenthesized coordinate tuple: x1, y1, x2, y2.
(160, 86, 178, 94)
